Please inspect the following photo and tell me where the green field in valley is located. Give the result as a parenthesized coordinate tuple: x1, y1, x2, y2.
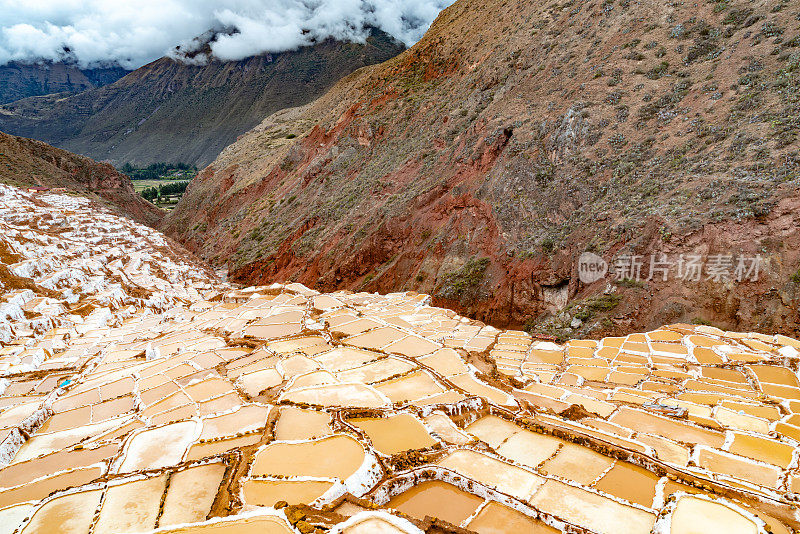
(131, 178, 189, 193)
(121, 162, 196, 211)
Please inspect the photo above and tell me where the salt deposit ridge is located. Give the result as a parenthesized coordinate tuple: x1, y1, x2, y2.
(0, 184, 798, 533)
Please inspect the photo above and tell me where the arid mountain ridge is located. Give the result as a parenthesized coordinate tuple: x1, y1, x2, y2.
(163, 0, 800, 338)
(0, 61, 129, 105)
(0, 30, 405, 167)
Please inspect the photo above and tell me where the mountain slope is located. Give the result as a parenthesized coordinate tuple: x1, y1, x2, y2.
(165, 0, 800, 336)
(0, 61, 129, 104)
(0, 30, 405, 167)
(0, 131, 162, 226)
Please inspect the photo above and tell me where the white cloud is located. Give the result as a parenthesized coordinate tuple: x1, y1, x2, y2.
(0, 0, 454, 69)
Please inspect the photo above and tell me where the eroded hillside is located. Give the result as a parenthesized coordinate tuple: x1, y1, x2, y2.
(0, 132, 162, 226)
(165, 0, 800, 337)
(1, 185, 799, 533)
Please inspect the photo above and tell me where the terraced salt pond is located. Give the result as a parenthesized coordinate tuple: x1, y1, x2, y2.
(349, 414, 437, 454)
(387, 481, 484, 525)
(250, 435, 366, 479)
(1, 184, 799, 533)
(244, 479, 334, 507)
(466, 501, 559, 533)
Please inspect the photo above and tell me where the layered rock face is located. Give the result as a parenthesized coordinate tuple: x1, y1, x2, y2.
(164, 0, 800, 336)
(1, 184, 799, 533)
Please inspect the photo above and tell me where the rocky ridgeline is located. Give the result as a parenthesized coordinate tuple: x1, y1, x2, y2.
(0, 184, 798, 533)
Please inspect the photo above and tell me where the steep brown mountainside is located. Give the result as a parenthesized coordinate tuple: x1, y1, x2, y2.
(0, 131, 162, 226)
(0, 30, 405, 167)
(165, 0, 800, 338)
(0, 61, 129, 104)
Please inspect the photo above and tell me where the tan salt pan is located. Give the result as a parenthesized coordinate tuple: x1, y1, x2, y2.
(243, 479, 333, 507)
(199, 404, 269, 441)
(530, 479, 655, 534)
(274, 406, 332, 440)
(748, 365, 799, 386)
(186, 433, 262, 461)
(238, 368, 283, 397)
(13, 416, 124, 463)
(159, 463, 226, 527)
(714, 407, 770, 434)
(281, 383, 388, 408)
(424, 413, 471, 445)
(728, 433, 794, 468)
(86, 418, 145, 444)
(251, 435, 365, 479)
(94, 475, 168, 533)
(438, 449, 544, 500)
(697, 448, 780, 488)
(383, 335, 440, 358)
(337, 357, 416, 384)
(185, 378, 236, 401)
(375, 371, 444, 403)
(539, 443, 614, 484)
(411, 390, 466, 406)
(668, 496, 758, 534)
(466, 415, 527, 448)
(199, 392, 242, 416)
(279, 355, 321, 378)
(349, 414, 436, 455)
(0, 465, 103, 508)
(496, 430, 563, 469)
(636, 434, 689, 466)
(761, 383, 800, 400)
(611, 408, 724, 448)
(291, 370, 338, 388)
(593, 462, 658, 507)
(36, 405, 91, 433)
(19, 488, 102, 534)
(338, 514, 422, 534)
(343, 327, 406, 349)
(449, 373, 515, 407)
(466, 501, 559, 534)
(140, 514, 294, 533)
(243, 322, 302, 339)
(117, 420, 198, 472)
(0, 443, 117, 489)
(313, 347, 380, 372)
(92, 394, 135, 421)
(387, 480, 483, 526)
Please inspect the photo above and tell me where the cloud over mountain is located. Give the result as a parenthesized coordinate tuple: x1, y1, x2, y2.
(0, 0, 453, 68)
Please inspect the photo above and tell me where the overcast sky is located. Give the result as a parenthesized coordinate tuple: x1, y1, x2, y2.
(0, 0, 454, 69)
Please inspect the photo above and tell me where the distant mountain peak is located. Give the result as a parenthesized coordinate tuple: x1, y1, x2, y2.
(0, 30, 405, 167)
